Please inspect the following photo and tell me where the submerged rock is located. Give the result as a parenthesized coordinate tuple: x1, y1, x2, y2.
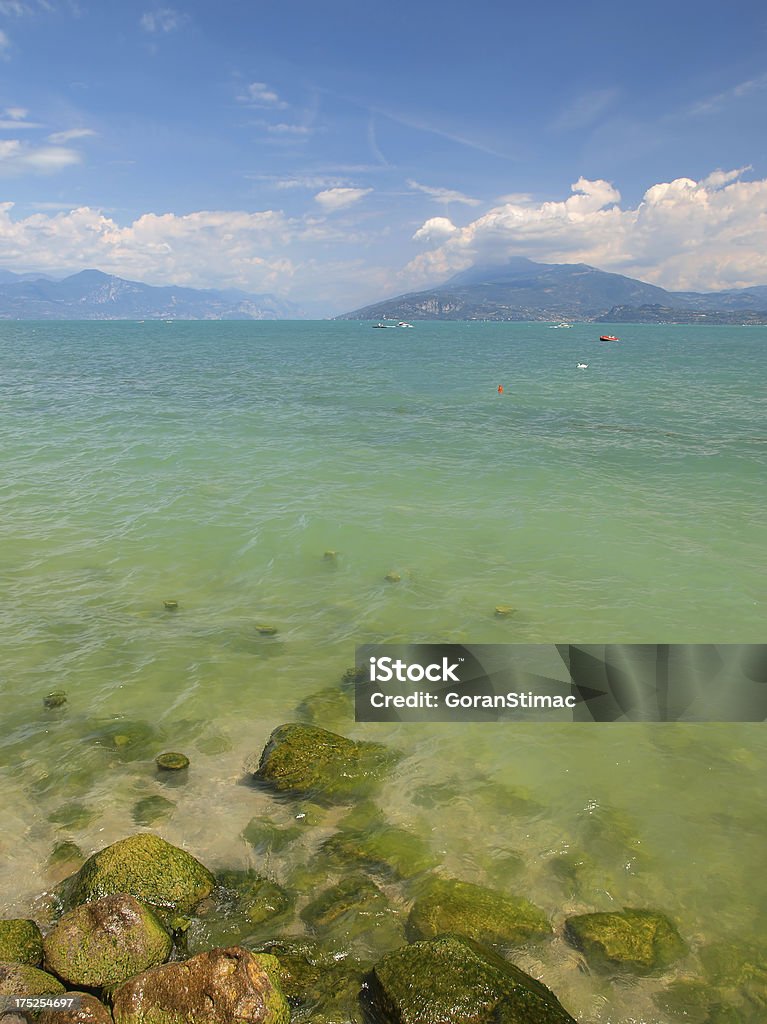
(295, 687, 354, 729)
(564, 908, 687, 973)
(322, 822, 438, 880)
(84, 717, 163, 762)
(242, 816, 302, 855)
(43, 691, 67, 709)
(49, 801, 98, 829)
(43, 893, 171, 988)
(407, 878, 551, 947)
(365, 934, 577, 1024)
(60, 833, 215, 914)
(111, 945, 289, 1024)
(254, 938, 365, 1022)
(250, 723, 399, 802)
(699, 940, 767, 1018)
(215, 870, 293, 927)
(38, 992, 114, 1024)
(384, 572, 401, 583)
(300, 873, 405, 949)
(132, 794, 176, 826)
(0, 962, 65, 997)
(0, 919, 43, 966)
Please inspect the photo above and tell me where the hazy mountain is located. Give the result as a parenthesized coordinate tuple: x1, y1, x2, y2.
(337, 258, 767, 323)
(0, 269, 304, 320)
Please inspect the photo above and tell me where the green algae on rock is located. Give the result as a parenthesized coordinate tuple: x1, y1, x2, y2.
(43, 893, 171, 988)
(111, 945, 289, 1024)
(407, 878, 551, 947)
(132, 795, 176, 826)
(43, 690, 67, 709)
(0, 919, 43, 966)
(60, 833, 215, 914)
(215, 870, 293, 927)
(38, 992, 115, 1024)
(250, 723, 399, 802)
(242, 816, 302, 855)
(0, 962, 65, 997)
(155, 752, 189, 771)
(300, 873, 405, 950)
(365, 934, 577, 1024)
(295, 687, 354, 729)
(253, 938, 365, 1021)
(564, 908, 687, 973)
(322, 822, 438, 880)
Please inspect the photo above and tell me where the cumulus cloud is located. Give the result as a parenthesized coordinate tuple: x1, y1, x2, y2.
(405, 170, 767, 291)
(238, 82, 287, 109)
(407, 180, 480, 206)
(0, 204, 301, 291)
(139, 8, 186, 33)
(314, 187, 372, 212)
(0, 139, 81, 173)
(266, 123, 310, 135)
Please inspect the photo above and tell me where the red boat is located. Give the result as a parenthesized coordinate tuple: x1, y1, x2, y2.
(599, 334, 619, 341)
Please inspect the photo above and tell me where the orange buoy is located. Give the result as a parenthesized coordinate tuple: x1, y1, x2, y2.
(497, 385, 504, 394)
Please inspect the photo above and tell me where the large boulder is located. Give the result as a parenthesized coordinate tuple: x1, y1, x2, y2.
(111, 946, 289, 1024)
(0, 919, 43, 966)
(250, 723, 398, 802)
(61, 834, 215, 913)
(43, 894, 172, 987)
(564, 909, 687, 973)
(407, 878, 551, 947)
(365, 934, 577, 1024)
(38, 993, 115, 1023)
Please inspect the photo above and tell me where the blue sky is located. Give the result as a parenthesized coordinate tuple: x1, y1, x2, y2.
(1, 0, 766, 313)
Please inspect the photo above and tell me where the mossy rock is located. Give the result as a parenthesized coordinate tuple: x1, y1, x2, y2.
(0, 962, 65, 997)
(408, 878, 551, 947)
(43, 691, 68, 709)
(215, 870, 293, 926)
(0, 919, 43, 966)
(242, 816, 302, 855)
(43, 893, 171, 988)
(340, 667, 365, 691)
(38, 992, 114, 1023)
(300, 873, 405, 950)
(295, 687, 354, 729)
(155, 752, 189, 771)
(564, 908, 687, 973)
(365, 934, 577, 1024)
(700, 941, 767, 1017)
(251, 723, 399, 803)
(61, 833, 215, 913)
(111, 945, 289, 1024)
(254, 939, 365, 1021)
(322, 823, 438, 880)
(132, 795, 176, 826)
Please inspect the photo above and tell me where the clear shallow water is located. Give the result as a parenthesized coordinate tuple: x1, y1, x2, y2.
(1, 321, 765, 1022)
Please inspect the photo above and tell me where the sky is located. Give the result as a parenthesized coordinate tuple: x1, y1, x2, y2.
(0, 0, 766, 314)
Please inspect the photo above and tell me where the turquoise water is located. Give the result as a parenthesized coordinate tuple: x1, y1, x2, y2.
(1, 321, 765, 1021)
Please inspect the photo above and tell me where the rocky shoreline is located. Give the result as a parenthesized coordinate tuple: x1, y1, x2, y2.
(1, 681, 763, 1023)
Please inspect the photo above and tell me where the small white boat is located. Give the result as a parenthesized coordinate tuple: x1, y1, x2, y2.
(577, 363, 588, 369)
(549, 322, 572, 329)
(397, 322, 413, 328)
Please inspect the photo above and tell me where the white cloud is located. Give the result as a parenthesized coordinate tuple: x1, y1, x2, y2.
(406, 180, 481, 206)
(47, 127, 96, 143)
(266, 123, 310, 135)
(0, 204, 299, 291)
(405, 170, 767, 291)
(139, 8, 185, 33)
(3, 106, 27, 119)
(0, 139, 81, 173)
(0, 1, 54, 13)
(314, 187, 372, 211)
(238, 82, 287, 109)
(0, 29, 10, 50)
(689, 72, 767, 116)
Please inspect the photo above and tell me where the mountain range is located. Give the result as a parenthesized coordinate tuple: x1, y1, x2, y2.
(0, 269, 303, 320)
(338, 258, 767, 324)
